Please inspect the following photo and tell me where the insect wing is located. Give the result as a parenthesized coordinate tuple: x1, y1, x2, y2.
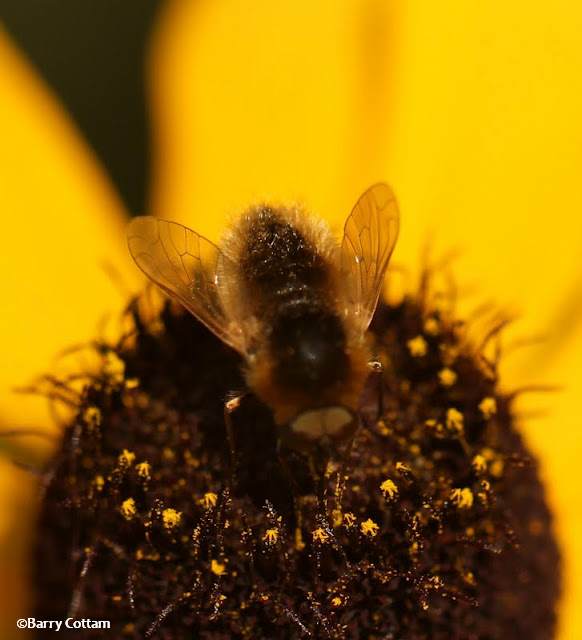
(340, 183, 400, 332)
(127, 216, 246, 354)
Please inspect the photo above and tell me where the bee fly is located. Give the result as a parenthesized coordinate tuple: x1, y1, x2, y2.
(127, 183, 399, 452)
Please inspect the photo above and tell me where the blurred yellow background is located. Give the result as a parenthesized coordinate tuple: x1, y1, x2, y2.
(1, 1, 581, 637)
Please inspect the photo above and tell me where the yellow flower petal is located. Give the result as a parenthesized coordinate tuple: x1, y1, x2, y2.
(149, 0, 397, 239)
(522, 325, 582, 640)
(386, 3, 582, 369)
(0, 29, 143, 631)
(0, 28, 140, 434)
(0, 460, 35, 637)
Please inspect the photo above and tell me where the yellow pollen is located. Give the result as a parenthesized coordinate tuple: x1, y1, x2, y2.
(424, 317, 440, 335)
(93, 475, 105, 491)
(427, 575, 444, 591)
(211, 559, 226, 576)
(479, 396, 497, 419)
(472, 454, 487, 473)
(464, 571, 477, 586)
(424, 418, 445, 435)
(104, 351, 125, 383)
(162, 447, 175, 461)
(312, 527, 330, 543)
(361, 518, 379, 537)
(343, 512, 357, 528)
(407, 335, 428, 357)
(295, 527, 306, 551)
(135, 461, 151, 479)
(184, 450, 200, 468)
(332, 509, 343, 527)
(162, 508, 182, 529)
(331, 596, 343, 607)
(120, 498, 137, 520)
(326, 460, 338, 475)
(446, 408, 464, 434)
(119, 449, 136, 467)
(200, 492, 218, 509)
(380, 478, 398, 499)
(263, 528, 279, 544)
(377, 420, 390, 436)
(438, 368, 457, 387)
(395, 462, 411, 474)
(450, 487, 474, 509)
(490, 459, 504, 478)
(125, 377, 139, 390)
(83, 406, 101, 428)
(135, 548, 160, 561)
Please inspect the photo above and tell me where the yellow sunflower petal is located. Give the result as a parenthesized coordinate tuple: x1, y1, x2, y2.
(0, 28, 140, 436)
(0, 460, 35, 635)
(386, 2, 582, 371)
(149, 0, 397, 240)
(521, 324, 582, 640)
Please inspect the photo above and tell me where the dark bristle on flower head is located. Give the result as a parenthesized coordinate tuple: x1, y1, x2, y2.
(33, 269, 560, 639)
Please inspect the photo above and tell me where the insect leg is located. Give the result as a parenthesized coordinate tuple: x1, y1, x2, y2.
(67, 545, 96, 618)
(224, 393, 246, 484)
(334, 432, 357, 514)
(307, 442, 336, 523)
(276, 442, 306, 550)
(367, 360, 385, 421)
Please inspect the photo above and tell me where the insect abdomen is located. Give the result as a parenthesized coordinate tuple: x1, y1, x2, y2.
(239, 206, 349, 394)
(269, 299, 349, 393)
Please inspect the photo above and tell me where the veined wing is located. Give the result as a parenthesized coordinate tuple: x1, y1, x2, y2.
(340, 183, 400, 332)
(127, 216, 247, 354)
